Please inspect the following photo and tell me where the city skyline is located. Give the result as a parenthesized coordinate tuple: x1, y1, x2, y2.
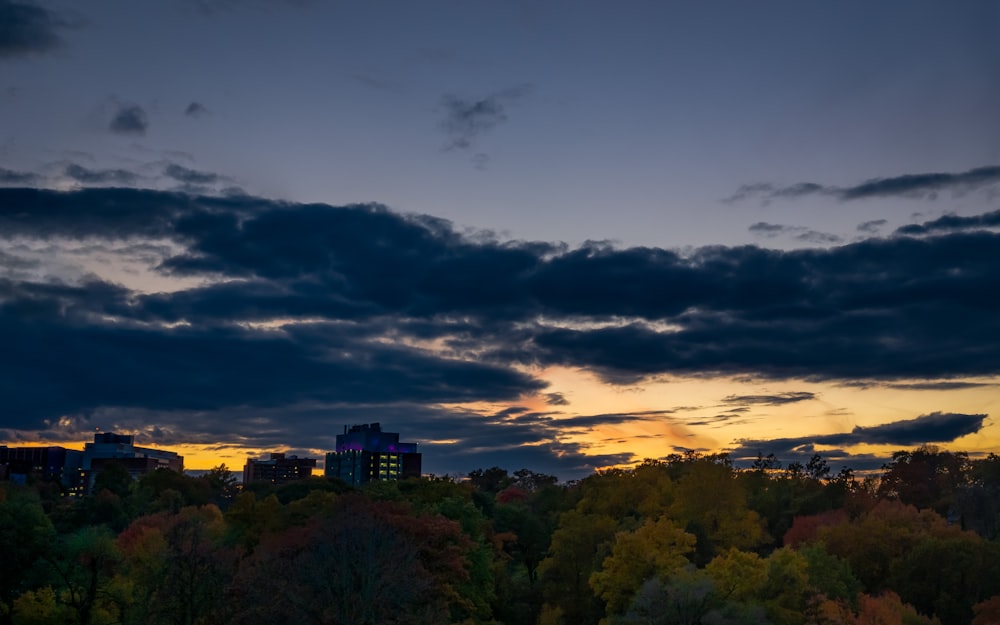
(2, 0, 998, 480)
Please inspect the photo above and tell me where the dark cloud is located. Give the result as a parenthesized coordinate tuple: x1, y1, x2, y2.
(439, 83, 533, 151)
(730, 165, 1000, 204)
(184, 101, 209, 117)
(895, 209, 1000, 236)
(731, 412, 987, 466)
(0, 0, 65, 58)
(722, 392, 816, 406)
(544, 392, 569, 406)
(0, 166, 39, 185)
(109, 103, 149, 135)
(3, 188, 1000, 386)
(63, 163, 139, 186)
(885, 381, 994, 391)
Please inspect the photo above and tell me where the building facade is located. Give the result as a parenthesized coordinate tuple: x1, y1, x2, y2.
(325, 423, 421, 487)
(243, 452, 317, 485)
(0, 445, 85, 493)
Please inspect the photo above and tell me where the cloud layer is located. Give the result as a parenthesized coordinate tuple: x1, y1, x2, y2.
(2, 187, 997, 475)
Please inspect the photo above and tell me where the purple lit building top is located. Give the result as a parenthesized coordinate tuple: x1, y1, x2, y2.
(327, 423, 421, 486)
(335, 422, 418, 454)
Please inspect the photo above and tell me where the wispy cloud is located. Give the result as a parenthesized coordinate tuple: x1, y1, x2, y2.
(184, 101, 210, 118)
(857, 219, 887, 234)
(722, 392, 816, 406)
(439, 83, 533, 152)
(64, 163, 139, 185)
(729, 165, 1000, 204)
(748, 222, 841, 244)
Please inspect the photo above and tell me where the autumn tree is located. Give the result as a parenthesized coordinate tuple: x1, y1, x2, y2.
(112, 505, 234, 625)
(589, 516, 696, 616)
(877, 446, 970, 516)
(228, 496, 477, 625)
(668, 458, 764, 559)
(538, 510, 618, 625)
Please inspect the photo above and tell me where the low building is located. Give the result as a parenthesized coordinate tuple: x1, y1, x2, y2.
(81, 432, 184, 493)
(0, 445, 85, 493)
(1, 432, 182, 495)
(325, 423, 421, 487)
(243, 452, 317, 485)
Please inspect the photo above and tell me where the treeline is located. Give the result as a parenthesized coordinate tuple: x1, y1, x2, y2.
(3, 446, 1000, 625)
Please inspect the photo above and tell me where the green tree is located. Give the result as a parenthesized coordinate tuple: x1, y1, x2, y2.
(889, 534, 1000, 625)
(47, 526, 121, 625)
(0, 488, 56, 625)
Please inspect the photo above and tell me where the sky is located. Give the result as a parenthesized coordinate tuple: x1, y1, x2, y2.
(1, 0, 999, 480)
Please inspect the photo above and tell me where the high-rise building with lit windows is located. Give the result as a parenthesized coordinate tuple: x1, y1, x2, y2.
(325, 423, 421, 487)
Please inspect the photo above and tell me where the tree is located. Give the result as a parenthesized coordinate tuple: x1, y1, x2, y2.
(972, 596, 1000, 625)
(46, 526, 121, 625)
(668, 459, 764, 557)
(853, 592, 940, 625)
(0, 489, 56, 625)
(113, 505, 234, 625)
(877, 446, 970, 516)
(228, 496, 476, 625)
(616, 570, 772, 625)
(815, 500, 960, 594)
(468, 467, 512, 494)
(538, 511, 618, 625)
(590, 517, 696, 616)
(889, 534, 1000, 625)
(199, 464, 240, 508)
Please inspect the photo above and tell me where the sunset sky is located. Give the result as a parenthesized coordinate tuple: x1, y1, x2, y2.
(2, 0, 999, 480)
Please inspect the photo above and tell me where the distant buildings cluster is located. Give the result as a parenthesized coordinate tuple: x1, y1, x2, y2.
(1, 422, 421, 494)
(244, 423, 422, 487)
(0, 432, 182, 495)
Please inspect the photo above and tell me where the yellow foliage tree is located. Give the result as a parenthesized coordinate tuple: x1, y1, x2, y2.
(588, 516, 696, 616)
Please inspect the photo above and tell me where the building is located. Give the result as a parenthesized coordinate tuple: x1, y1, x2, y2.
(83, 432, 183, 475)
(0, 445, 85, 493)
(1, 432, 182, 495)
(243, 452, 317, 485)
(325, 423, 421, 487)
(81, 432, 184, 493)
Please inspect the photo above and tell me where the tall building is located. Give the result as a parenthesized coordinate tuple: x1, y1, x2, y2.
(243, 452, 317, 485)
(325, 423, 421, 487)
